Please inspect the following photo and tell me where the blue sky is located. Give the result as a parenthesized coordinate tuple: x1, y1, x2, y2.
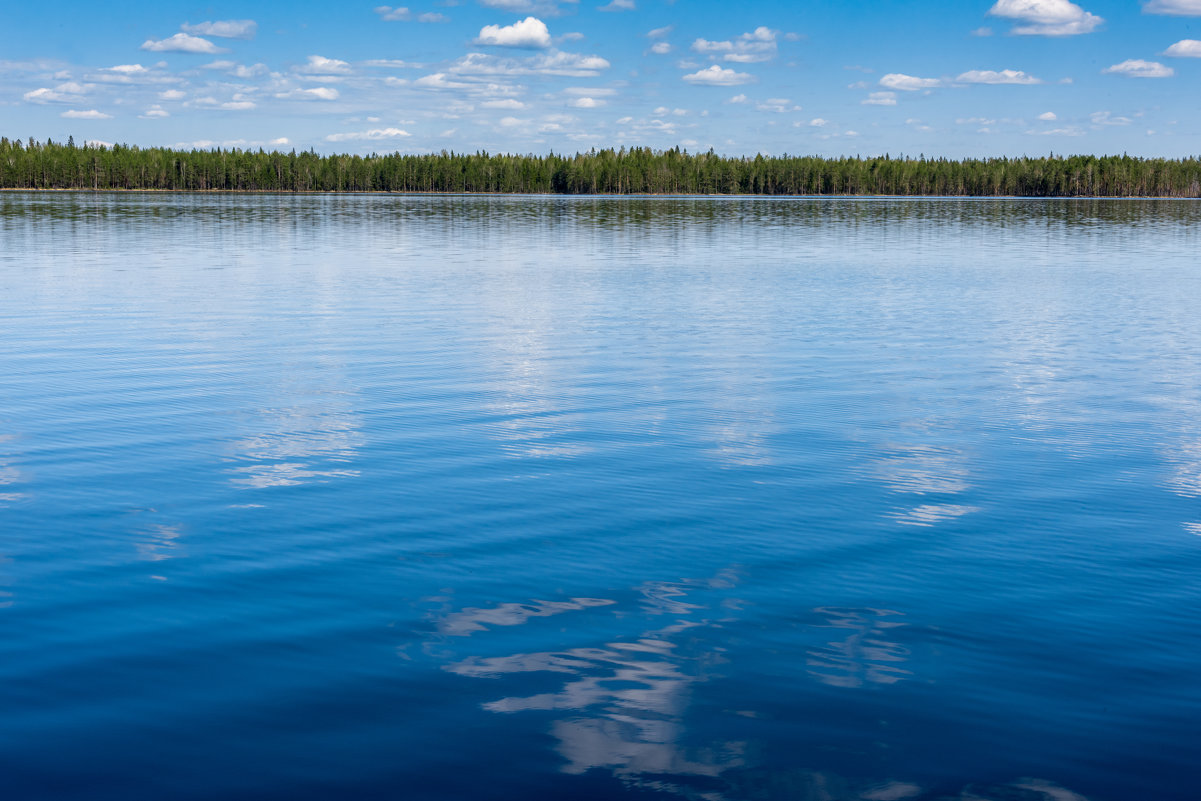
(2, 0, 1200, 156)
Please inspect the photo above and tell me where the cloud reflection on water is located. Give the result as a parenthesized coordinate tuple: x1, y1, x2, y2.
(805, 607, 911, 689)
(0, 433, 28, 506)
(228, 398, 363, 489)
(438, 572, 747, 795)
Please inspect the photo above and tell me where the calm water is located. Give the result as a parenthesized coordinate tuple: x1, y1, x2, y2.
(2, 194, 1200, 801)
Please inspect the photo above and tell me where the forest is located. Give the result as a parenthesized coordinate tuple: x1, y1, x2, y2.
(3, 136, 1200, 196)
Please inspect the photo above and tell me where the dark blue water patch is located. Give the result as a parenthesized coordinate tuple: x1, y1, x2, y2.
(2, 194, 1200, 800)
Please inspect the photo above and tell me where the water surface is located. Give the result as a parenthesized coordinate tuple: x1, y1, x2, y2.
(2, 194, 1200, 801)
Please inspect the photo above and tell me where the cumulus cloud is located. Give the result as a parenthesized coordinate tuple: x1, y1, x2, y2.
(104, 64, 149, 75)
(325, 128, 412, 142)
(61, 109, 110, 119)
(1038, 111, 1058, 120)
(375, 6, 448, 22)
(448, 50, 610, 76)
(1164, 39, 1201, 57)
(691, 27, 777, 63)
(297, 55, 353, 75)
(649, 42, 671, 54)
(478, 0, 578, 17)
(85, 63, 179, 85)
(808, 118, 829, 127)
(23, 82, 89, 104)
(1103, 59, 1174, 77)
(879, 73, 942, 91)
(159, 89, 186, 100)
(1144, 0, 1201, 14)
(756, 97, 801, 112)
(862, 91, 897, 105)
(374, 5, 412, 20)
(275, 87, 341, 100)
(180, 20, 257, 39)
(141, 33, 226, 53)
(988, 0, 1103, 35)
(599, 0, 635, 10)
(682, 65, 755, 85)
(1090, 111, 1133, 125)
(647, 25, 674, 38)
(569, 96, 602, 107)
(480, 98, 526, 108)
(476, 17, 552, 48)
(140, 106, 170, 119)
(956, 69, 1042, 84)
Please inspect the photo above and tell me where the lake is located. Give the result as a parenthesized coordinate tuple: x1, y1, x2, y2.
(2, 193, 1199, 801)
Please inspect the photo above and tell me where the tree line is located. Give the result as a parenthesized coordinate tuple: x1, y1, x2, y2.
(3, 136, 1201, 197)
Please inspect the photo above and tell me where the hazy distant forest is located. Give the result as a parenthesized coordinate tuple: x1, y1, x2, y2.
(3, 137, 1201, 196)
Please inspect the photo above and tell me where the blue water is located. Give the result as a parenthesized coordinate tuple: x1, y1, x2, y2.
(2, 194, 1199, 801)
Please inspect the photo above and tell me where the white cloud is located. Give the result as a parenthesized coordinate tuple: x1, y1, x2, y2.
(480, 99, 526, 108)
(204, 61, 269, 78)
(956, 69, 1042, 84)
(692, 27, 777, 63)
(599, 0, 635, 10)
(104, 64, 149, 75)
(325, 127, 412, 142)
(650, 42, 672, 54)
(1103, 59, 1174, 78)
(1091, 111, 1133, 125)
(1144, 0, 1201, 14)
(862, 91, 897, 105)
(1038, 111, 1057, 120)
(1164, 39, 1201, 57)
(275, 87, 341, 100)
(988, 0, 1103, 35)
(477, 17, 552, 48)
(449, 50, 609, 77)
(647, 26, 674, 38)
(61, 109, 110, 119)
(270, 138, 291, 146)
(879, 73, 942, 91)
(180, 20, 257, 40)
(756, 97, 801, 112)
(728, 93, 749, 103)
(375, 6, 448, 22)
(159, 89, 186, 100)
(570, 96, 602, 107)
(220, 101, 256, 111)
(141, 33, 226, 54)
(140, 105, 170, 119)
(808, 118, 829, 127)
(363, 59, 422, 69)
(478, 0, 578, 18)
(972, 26, 994, 36)
(1029, 126, 1084, 136)
(297, 55, 353, 75)
(564, 87, 616, 95)
(681, 65, 755, 86)
(23, 82, 89, 104)
(375, 6, 411, 20)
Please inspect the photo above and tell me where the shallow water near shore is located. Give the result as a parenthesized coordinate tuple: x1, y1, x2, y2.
(2, 193, 1200, 801)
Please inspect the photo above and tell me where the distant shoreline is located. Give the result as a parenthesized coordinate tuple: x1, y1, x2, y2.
(2, 187, 1197, 200)
(4, 141, 1200, 197)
